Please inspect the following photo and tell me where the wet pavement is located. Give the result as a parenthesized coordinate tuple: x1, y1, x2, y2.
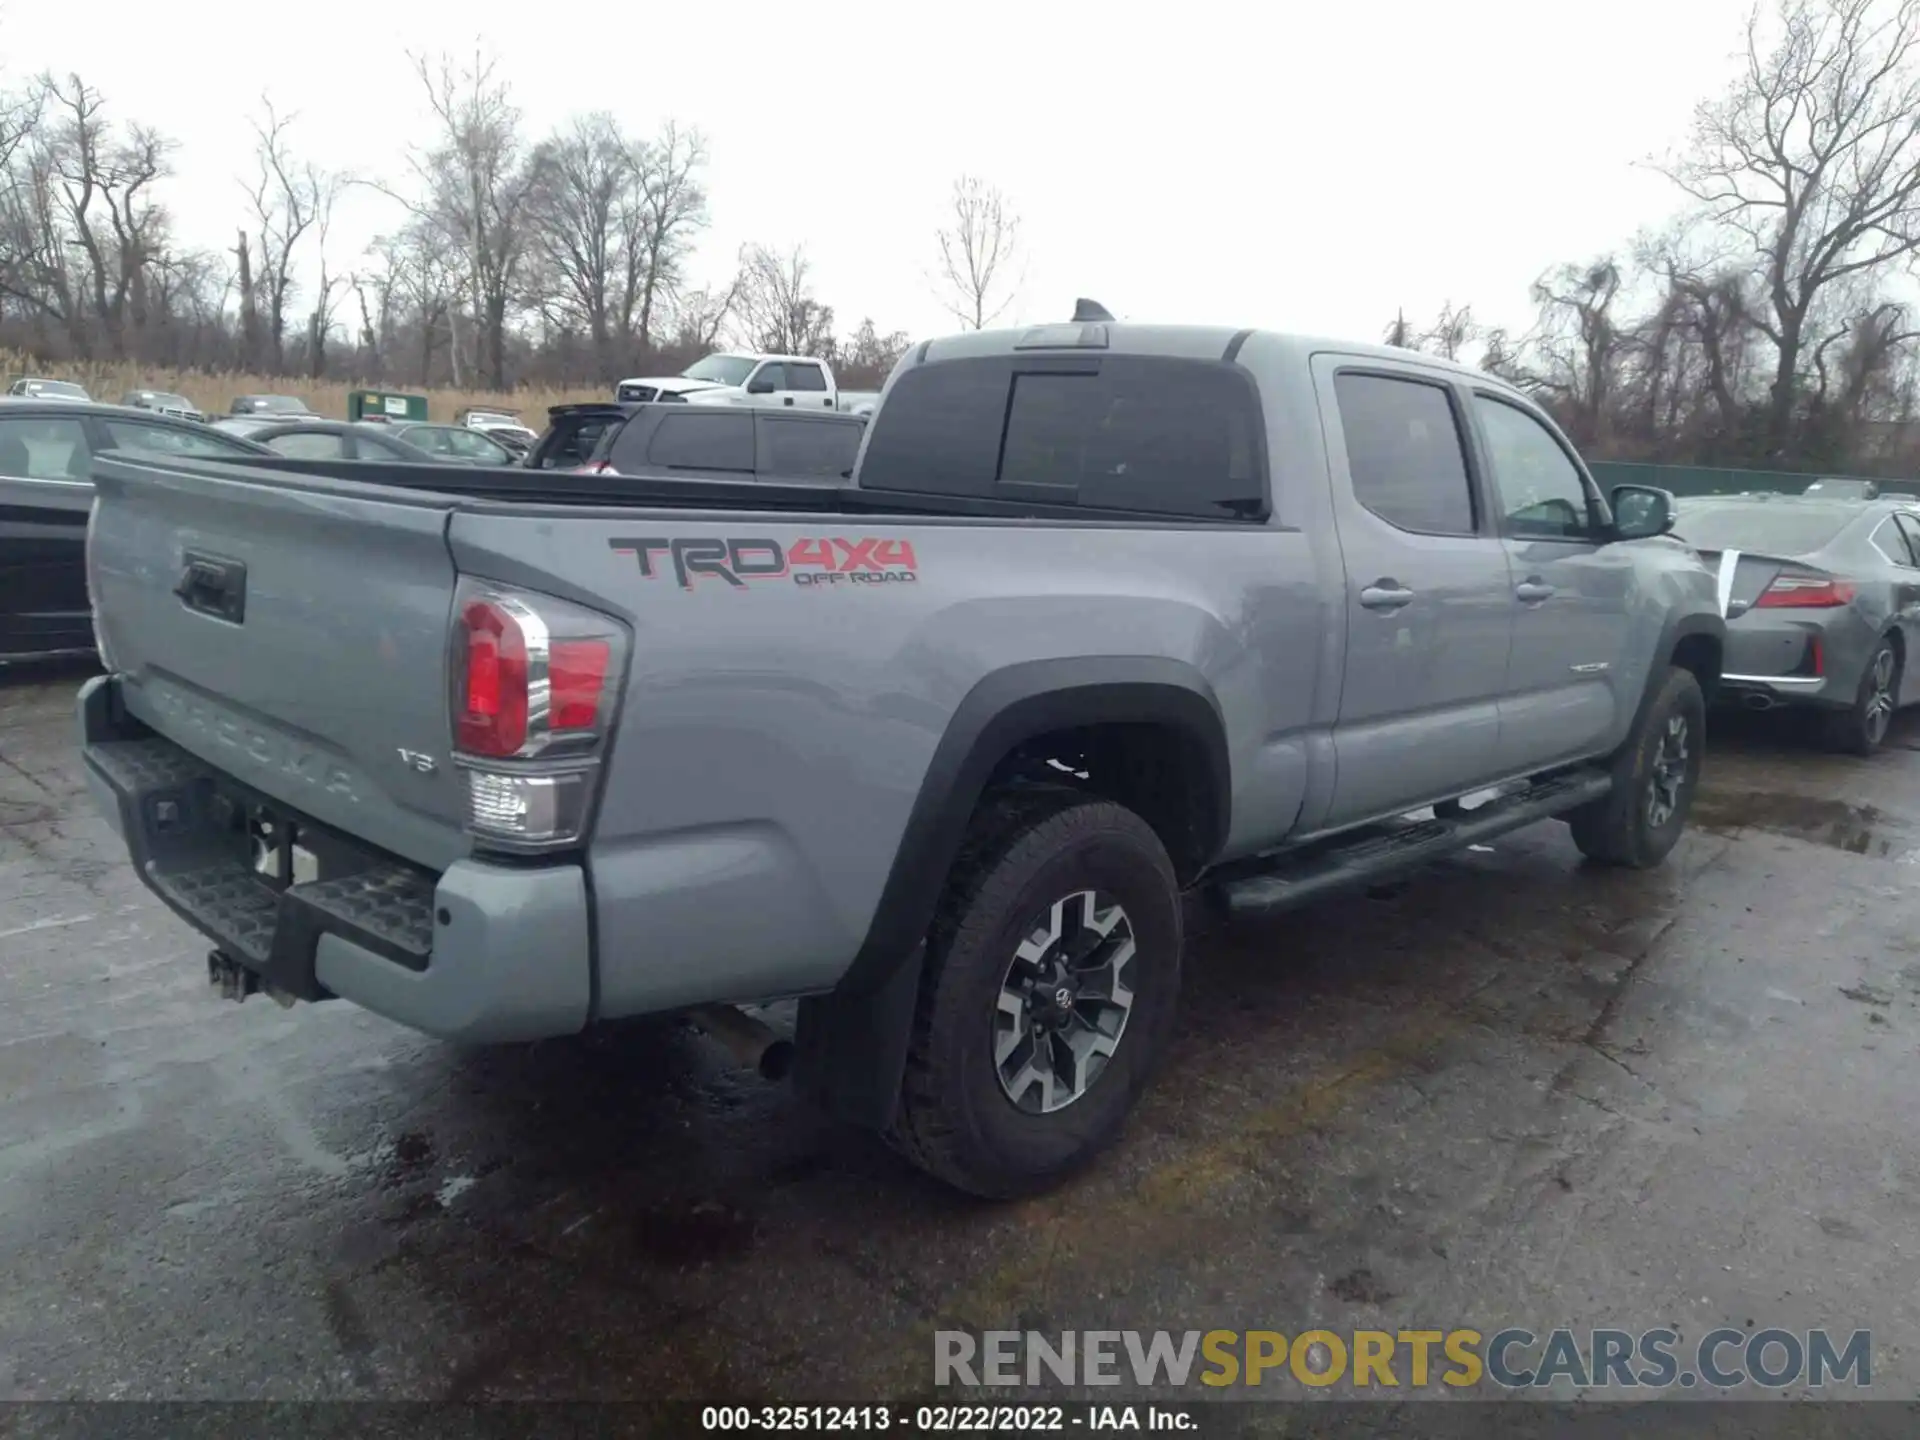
(3, 662, 1919, 1402)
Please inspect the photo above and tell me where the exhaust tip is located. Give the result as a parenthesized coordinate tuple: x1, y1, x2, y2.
(1743, 692, 1776, 711)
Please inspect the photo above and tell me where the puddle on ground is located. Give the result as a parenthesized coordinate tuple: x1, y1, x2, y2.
(1691, 790, 1907, 857)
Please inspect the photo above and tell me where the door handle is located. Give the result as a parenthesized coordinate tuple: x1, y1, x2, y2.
(1515, 579, 1555, 604)
(1359, 582, 1415, 611)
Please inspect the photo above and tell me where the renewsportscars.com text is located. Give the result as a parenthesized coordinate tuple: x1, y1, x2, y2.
(934, 1327, 1872, 1391)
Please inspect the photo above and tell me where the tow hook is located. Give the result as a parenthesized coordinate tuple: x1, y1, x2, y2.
(208, 950, 260, 1003)
(206, 951, 297, 1008)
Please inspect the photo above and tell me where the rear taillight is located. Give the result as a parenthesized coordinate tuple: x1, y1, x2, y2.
(1755, 572, 1856, 608)
(450, 581, 627, 850)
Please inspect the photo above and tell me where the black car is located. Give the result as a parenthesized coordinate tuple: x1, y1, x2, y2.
(0, 399, 273, 661)
(242, 419, 462, 463)
(525, 402, 866, 483)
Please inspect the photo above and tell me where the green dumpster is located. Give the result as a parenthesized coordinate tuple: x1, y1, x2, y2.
(347, 389, 428, 423)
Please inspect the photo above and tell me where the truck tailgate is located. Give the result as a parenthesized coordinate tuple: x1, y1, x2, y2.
(88, 454, 472, 870)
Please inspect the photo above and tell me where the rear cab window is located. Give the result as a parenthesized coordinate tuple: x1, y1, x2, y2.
(856, 354, 1268, 520)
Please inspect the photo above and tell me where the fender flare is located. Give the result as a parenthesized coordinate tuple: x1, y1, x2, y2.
(792, 656, 1230, 1128)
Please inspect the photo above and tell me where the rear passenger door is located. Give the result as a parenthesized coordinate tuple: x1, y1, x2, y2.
(755, 416, 860, 481)
(1466, 392, 1632, 772)
(779, 360, 836, 410)
(621, 410, 755, 479)
(1313, 358, 1514, 827)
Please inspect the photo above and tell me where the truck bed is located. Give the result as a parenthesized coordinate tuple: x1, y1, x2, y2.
(191, 453, 1229, 525)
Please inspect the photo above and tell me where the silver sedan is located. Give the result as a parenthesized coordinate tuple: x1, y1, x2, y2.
(1671, 494, 1920, 754)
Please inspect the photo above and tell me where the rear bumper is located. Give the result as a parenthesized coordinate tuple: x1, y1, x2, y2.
(1717, 672, 1838, 708)
(78, 675, 591, 1044)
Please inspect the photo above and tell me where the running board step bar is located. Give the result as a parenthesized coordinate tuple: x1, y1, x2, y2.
(1207, 769, 1613, 918)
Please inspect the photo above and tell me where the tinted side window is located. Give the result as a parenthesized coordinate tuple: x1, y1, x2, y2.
(858, 355, 1267, 520)
(0, 416, 90, 480)
(785, 362, 828, 393)
(101, 419, 259, 458)
(1473, 396, 1594, 541)
(266, 431, 349, 460)
(644, 412, 755, 472)
(757, 418, 860, 480)
(1333, 373, 1475, 536)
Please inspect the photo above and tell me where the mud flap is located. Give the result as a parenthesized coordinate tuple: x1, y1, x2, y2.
(791, 942, 926, 1130)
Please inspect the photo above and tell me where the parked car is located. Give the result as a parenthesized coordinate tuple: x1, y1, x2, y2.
(0, 399, 271, 660)
(76, 310, 1724, 1197)
(523, 403, 631, 471)
(456, 407, 537, 453)
(529, 401, 866, 484)
(615, 351, 867, 412)
(121, 389, 205, 424)
(385, 422, 518, 466)
(8, 377, 91, 402)
(1672, 493, 1920, 752)
(228, 394, 313, 417)
(1803, 477, 1879, 501)
(242, 420, 455, 463)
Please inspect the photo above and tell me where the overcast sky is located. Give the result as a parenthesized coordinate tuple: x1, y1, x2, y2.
(2, 0, 1758, 349)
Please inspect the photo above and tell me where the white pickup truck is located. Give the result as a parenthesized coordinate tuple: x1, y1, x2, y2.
(616, 352, 878, 415)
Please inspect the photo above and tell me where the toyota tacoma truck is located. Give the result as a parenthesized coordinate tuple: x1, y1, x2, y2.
(77, 310, 1725, 1198)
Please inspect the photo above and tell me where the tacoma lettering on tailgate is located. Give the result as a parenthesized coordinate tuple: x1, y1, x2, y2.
(608, 536, 919, 591)
(148, 686, 360, 801)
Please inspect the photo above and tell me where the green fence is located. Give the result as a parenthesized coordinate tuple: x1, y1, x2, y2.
(1588, 459, 1920, 500)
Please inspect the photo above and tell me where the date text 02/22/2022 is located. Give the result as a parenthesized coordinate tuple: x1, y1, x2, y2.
(699, 1404, 1196, 1431)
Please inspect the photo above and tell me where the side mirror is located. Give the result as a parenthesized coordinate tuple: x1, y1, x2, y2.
(746, 370, 777, 395)
(1610, 483, 1676, 541)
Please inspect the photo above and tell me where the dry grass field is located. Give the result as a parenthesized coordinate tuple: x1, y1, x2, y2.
(2, 352, 607, 423)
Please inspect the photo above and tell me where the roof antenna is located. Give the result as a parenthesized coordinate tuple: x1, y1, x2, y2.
(1072, 298, 1115, 323)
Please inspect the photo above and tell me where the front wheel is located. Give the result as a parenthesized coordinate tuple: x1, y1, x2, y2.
(886, 794, 1183, 1198)
(1823, 639, 1900, 756)
(1569, 665, 1706, 869)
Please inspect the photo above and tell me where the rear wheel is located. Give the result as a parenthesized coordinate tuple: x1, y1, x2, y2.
(1823, 639, 1899, 756)
(886, 793, 1182, 1198)
(1569, 665, 1705, 868)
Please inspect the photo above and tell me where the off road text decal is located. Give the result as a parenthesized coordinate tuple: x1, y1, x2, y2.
(608, 536, 919, 590)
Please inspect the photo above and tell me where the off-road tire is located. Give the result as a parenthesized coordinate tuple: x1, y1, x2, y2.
(1822, 638, 1900, 757)
(885, 792, 1182, 1199)
(1568, 665, 1705, 869)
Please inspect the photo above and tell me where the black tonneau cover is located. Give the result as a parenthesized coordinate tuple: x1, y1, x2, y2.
(186, 454, 1229, 525)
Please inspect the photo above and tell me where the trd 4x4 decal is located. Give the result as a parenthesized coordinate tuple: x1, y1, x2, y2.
(609, 536, 919, 591)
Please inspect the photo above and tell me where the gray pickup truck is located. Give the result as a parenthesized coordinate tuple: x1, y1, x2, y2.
(77, 312, 1725, 1197)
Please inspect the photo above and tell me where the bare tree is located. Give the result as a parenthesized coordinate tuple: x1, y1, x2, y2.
(733, 243, 835, 356)
(619, 120, 709, 355)
(933, 174, 1020, 329)
(245, 100, 321, 373)
(524, 112, 627, 370)
(1661, 0, 1920, 456)
(304, 172, 347, 378)
(668, 278, 739, 354)
(404, 47, 536, 389)
(1419, 300, 1478, 361)
(1526, 260, 1627, 447)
